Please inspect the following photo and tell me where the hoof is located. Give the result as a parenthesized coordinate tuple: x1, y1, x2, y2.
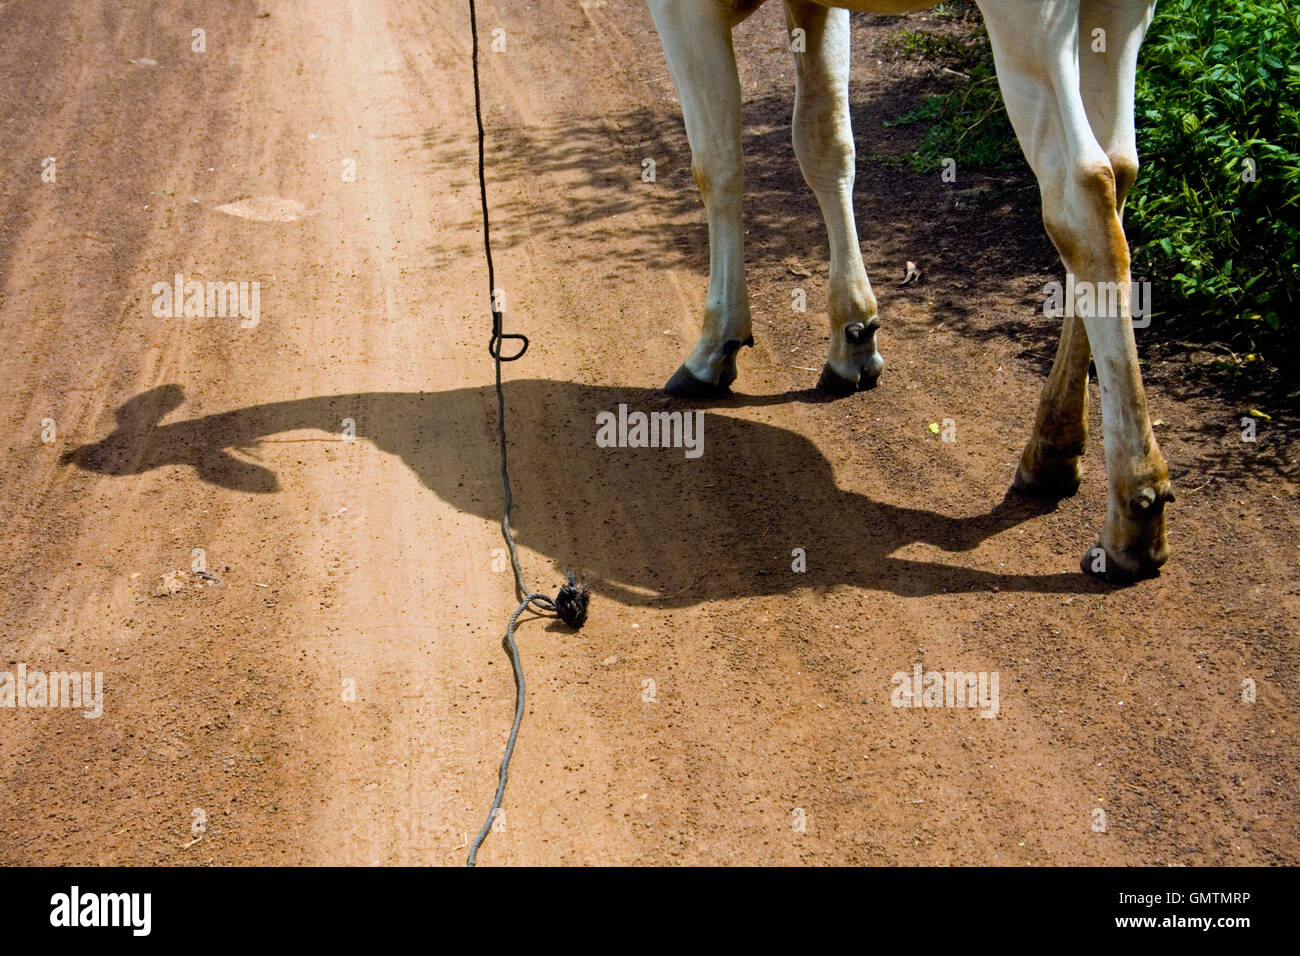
(817, 362, 880, 396)
(1013, 439, 1085, 499)
(665, 364, 731, 399)
(664, 336, 751, 399)
(1011, 461, 1082, 499)
(1079, 544, 1162, 584)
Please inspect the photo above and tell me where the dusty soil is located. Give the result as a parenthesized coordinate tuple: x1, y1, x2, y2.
(0, 0, 1296, 865)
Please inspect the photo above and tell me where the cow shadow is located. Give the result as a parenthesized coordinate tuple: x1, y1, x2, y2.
(62, 381, 1100, 606)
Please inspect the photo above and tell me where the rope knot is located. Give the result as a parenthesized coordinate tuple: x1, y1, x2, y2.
(553, 572, 590, 629)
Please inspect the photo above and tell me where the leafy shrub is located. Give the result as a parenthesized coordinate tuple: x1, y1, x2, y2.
(883, 46, 1019, 172)
(1128, 0, 1298, 342)
(884, 0, 1300, 356)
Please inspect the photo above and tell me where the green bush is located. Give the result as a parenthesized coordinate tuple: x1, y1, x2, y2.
(884, 52, 1020, 171)
(882, 26, 1020, 172)
(1128, 0, 1298, 342)
(884, 0, 1300, 355)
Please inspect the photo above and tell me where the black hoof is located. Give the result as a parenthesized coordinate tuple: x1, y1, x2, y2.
(1079, 545, 1156, 584)
(817, 363, 879, 396)
(1011, 466, 1081, 500)
(665, 364, 731, 399)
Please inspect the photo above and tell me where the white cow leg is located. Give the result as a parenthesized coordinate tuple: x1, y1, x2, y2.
(1079, 0, 1157, 215)
(787, 1, 882, 394)
(649, 0, 753, 398)
(981, 0, 1171, 580)
(1013, 0, 1154, 499)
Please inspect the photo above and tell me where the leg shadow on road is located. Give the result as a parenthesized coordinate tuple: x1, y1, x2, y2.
(62, 380, 1101, 606)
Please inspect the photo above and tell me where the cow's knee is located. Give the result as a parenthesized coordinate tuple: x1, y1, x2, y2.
(691, 151, 742, 208)
(793, 117, 853, 188)
(1108, 151, 1139, 209)
(1043, 159, 1118, 239)
(1042, 158, 1126, 272)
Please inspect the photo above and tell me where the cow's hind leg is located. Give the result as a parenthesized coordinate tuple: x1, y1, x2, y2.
(1079, 0, 1154, 216)
(787, 1, 883, 393)
(1014, 0, 1155, 498)
(1014, 315, 1091, 497)
(649, 0, 753, 398)
(980, 0, 1170, 580)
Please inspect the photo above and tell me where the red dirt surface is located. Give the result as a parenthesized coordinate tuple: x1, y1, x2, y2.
(0, 0, 1295, 865)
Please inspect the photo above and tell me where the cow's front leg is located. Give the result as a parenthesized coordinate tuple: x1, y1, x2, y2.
(788, 1, 882, 394)
(649, 0, 752, 398)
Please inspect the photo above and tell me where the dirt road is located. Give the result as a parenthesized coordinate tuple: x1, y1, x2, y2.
(0, 0, 1295, 865)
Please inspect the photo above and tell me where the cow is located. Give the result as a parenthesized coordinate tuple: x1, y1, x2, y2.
(647, 0, 1173, 582)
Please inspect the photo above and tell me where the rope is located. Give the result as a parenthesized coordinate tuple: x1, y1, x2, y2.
(465, 0, 588, 868)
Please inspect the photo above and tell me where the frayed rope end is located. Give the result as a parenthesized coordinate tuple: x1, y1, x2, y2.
(554, 571, 589, 629)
